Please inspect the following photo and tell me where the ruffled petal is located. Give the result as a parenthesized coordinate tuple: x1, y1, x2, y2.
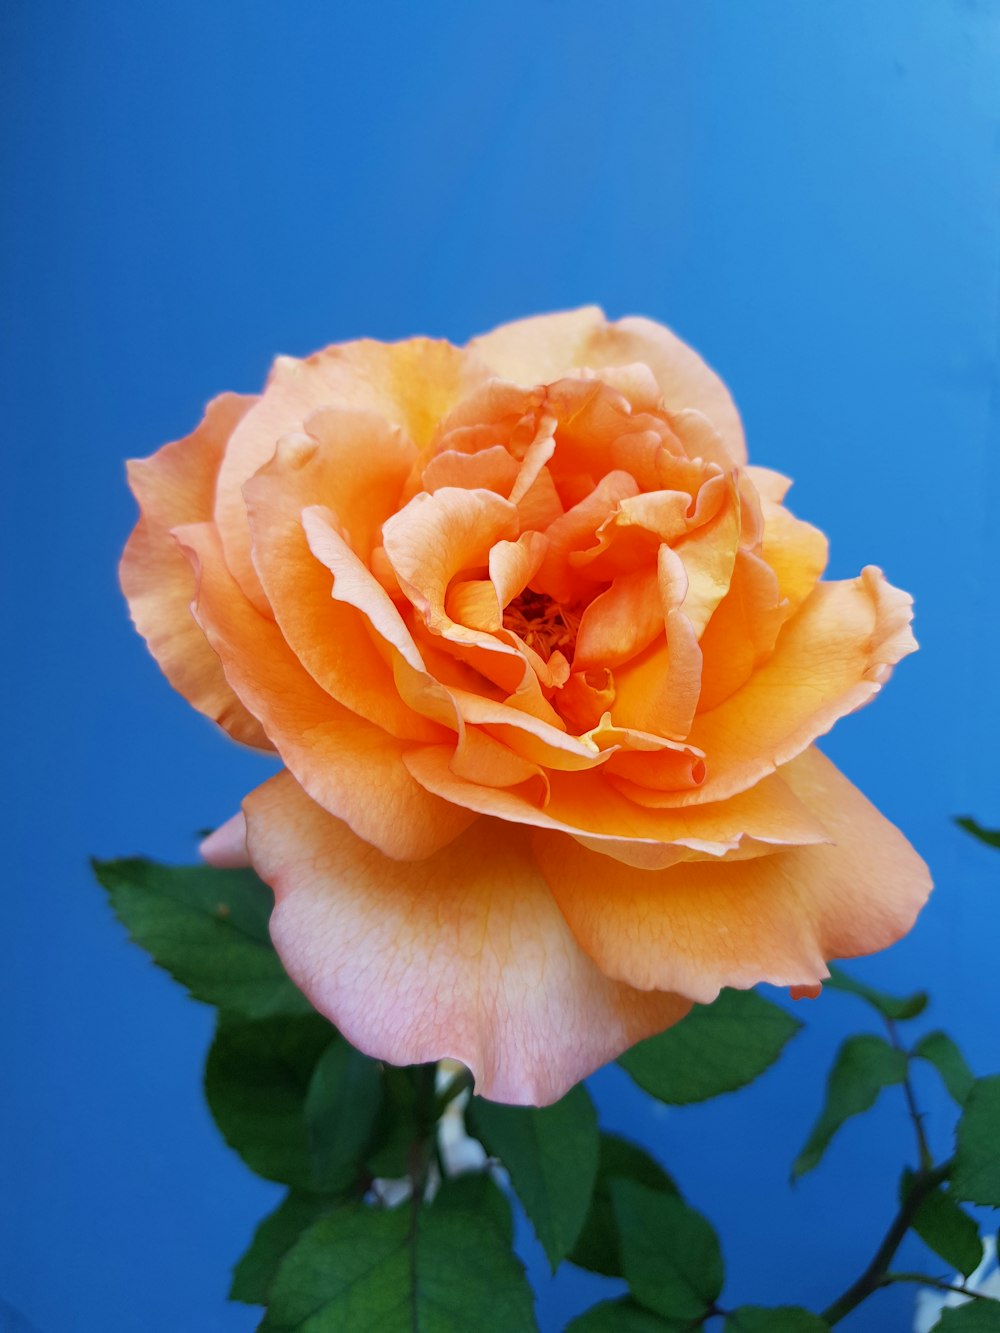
(469, 309, 746, 467)
(200, 812, 250, 868)
(176, 521, 473, 860)
(533, 746, 931, 1001)
(121, 394, 269, 748)
(245, 771, 691, 1105)
(215, 338, 485, 610)
(244, 427, 441, 742)
(676, 567, 917, 806)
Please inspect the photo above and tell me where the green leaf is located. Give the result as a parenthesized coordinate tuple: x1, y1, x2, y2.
(569, 1134, 679, 1277)
(792, 1035, 908, 1179)
(204, 1014, 337, 1189)
(900, 1169, 983, 1279)
(914, 1031, 976, 1106)
(612, 1179, 723, 1322)
(825, 964, 928, 1021)
(725, 1308, 830, 1332)
(956, 816, 1000, 850)
(431, 1172, 514, 1246)
(466, 1083, 599, 1269)
(94, 858, 311, 1017)
(305, 1041, 383, 1193)
(619, 989, 800, 1104)
(953, 1076, 1000, 1206)
(261, 1184, 537, 1331)
(230, 1191, 342, 1305)
(932, 1302, 1000, 1331)
(566, 1299, 686, 1331)
(365, 1069, 419, 1178)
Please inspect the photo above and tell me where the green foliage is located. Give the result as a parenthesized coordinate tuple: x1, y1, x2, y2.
(825, 964, 928, 1021)
(793, 1035, 908, 1179)
(95, 858, 311, 1017)
(952, 1077, 1000, 1206)
(260, 1182, 537, 1332)
(569, 1134, 679, 1277)
(566, 1299, 686, 1331)
(305, 1041, 384, 1193)
(430, 1172, 514, 1246)
(725, 1308, 830, 1332)
(932, 1302, 1000, 1331)
(914, 1031, 976, 1106)
(466, 1083, 599, 1268)
(901, 1169, 983, 1278)
(612, 1179, 724, 1322)
(956, 817, 1000, 850)
(230, 1192, 341, 1305)
(205, 1014, 347, 1190)
(619, 988, 800, 1104)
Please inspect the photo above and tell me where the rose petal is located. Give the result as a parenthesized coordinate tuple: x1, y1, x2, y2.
(200, 812, 250, 868)
(121, 394, 269, 749)
(470, 308, 746, 467)
(533, 746, 931, 1001)
(245, 426, 442, 742)
(404, 743, 828, 870)
(244, 771, 691, 1105)
(216, 338, 485, 611)
(680, 566, 918, 805)
(176, 521, 473, 860)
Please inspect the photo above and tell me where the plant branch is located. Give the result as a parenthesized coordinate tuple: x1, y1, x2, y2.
(821, 1160, 953, 1324)
(434, 1065, 473, 1119)
(886, 1017, 933, 1170)
(881, 1272, 997, 1301)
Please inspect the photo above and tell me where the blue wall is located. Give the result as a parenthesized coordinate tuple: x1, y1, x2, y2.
(3, 2, 999, 1329)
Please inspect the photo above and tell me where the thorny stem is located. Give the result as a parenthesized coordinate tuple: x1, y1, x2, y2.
(882, 1272, 996, 1301)
(821, 1161, 953, 1324)
(886, 1017, 934, 1171)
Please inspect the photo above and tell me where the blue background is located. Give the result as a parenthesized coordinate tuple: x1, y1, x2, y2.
(3, 2, 999, 1329)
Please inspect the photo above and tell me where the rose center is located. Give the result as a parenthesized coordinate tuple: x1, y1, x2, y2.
(503, 589, 581, 661)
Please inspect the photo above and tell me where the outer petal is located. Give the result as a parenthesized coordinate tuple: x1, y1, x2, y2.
(673, 567, 918, 806)
(533, 746, 932, 1002)
(200, 812, 250, 868)
(245, 771, 691, 1105)
(469, 308, 746, 465)
(120, 393, 269, 748)
(216, 338, 485, 610)
(176, 521, 473, 860)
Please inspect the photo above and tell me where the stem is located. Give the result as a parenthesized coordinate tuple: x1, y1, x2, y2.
(821, 1161, 952, 1324)
(434, 1066, 473, 1119)
(886, 1018, 933, 1170)
(882, 1272, 997, 1301)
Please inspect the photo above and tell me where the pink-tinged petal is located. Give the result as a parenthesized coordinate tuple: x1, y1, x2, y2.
(676, 567, 917, 806)
(121, 394, 269, 749)
(533, 746, 931, 1001)
(200, 812, 250, 868)
(244, 432, 442, 743)
(176, 521, 473, 860)
(404, 744, 828, 870)
(216, 338, 484, 610)
(244, 772, 691, 1105)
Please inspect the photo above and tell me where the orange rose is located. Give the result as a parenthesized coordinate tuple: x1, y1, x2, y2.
(121, 308, 930, 1104)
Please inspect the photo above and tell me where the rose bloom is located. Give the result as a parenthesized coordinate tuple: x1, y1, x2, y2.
(122, 308, 930, 1104)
